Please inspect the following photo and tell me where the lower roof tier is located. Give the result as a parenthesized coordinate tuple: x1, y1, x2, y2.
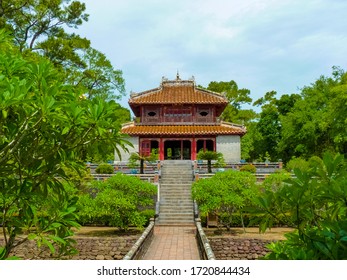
(121, 122, 246, 136)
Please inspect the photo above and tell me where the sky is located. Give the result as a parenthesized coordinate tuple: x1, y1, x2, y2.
(76, 0, 347, 109)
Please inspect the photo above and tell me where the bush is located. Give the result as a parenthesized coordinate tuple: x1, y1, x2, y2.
(240, 164, 256, 173)
(255, 153, 347, 259)
(192, 170, 258, 230)
(261, 170, 292, 192)
(76, 173, 157, 229)
(95, 163, 114, 174)
(285, 157, 309, 172)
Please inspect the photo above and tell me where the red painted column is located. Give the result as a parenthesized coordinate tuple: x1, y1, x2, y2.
(192, 138, 196, 160)
(159, 138, 164, 160)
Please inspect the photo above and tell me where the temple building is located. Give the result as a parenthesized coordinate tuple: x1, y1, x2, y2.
(117, 75, 246, 162)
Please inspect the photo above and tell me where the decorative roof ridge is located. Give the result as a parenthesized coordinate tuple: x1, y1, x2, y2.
(161, 78, 195, 87)
(129, 87, 161, 99)
(220, 121, 247, 131)
(195, 87, 228, 100)
(131, 123, 224, 126)
(121, 121, 135, 128)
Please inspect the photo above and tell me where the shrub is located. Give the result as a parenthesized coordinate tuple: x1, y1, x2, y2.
(95, 163, 114, 174)
(261, 170, 291, 192)
(197, 150, 224, 173)
(240, 164, 256, 173)
(285, 157, 309, 172)
(76, 173, 157, 229)
(192, 170, 258, 231)
(255, 153, 347, 259)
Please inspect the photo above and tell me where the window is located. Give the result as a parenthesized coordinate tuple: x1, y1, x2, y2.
(147, 111, 157, 117)
(199, 111, 208, 117)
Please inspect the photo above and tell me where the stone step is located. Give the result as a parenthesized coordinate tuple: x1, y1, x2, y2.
(156, 218, 194, 224)
(160, 197, 193, 201)
(159, 200, 194, 208)
(157, 216, 194, 221)
(159, 211, 193, 215)
(160, 181, 192, 184)
(161, 196, 192, 200)
(157, 161, 194, 225)
(160, 192, 192, 196)
(160, 204, 192, 208)
(160, 206, 193, 209)
(160, 187, 192, 191)
(160, 186, 192, 190)
(159, 215, 194, 220)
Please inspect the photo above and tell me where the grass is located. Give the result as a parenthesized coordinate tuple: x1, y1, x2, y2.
(75, 226, 142, 237)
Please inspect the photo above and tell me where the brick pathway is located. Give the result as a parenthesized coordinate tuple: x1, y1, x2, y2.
(142, 226, 200, 260)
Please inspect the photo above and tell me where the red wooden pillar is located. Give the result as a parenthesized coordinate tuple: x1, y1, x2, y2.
(159, 138, 164, 160)
(192, 138, 196, 160)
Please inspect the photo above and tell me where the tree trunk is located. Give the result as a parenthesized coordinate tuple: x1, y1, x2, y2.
(140, 159, 144, 174)
(207, 160, 212, 173)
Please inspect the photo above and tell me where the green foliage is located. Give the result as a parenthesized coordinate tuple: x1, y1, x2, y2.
(278, 68, 347, 161)
(254, 153, 347, 259)
(197, 150, 224, 173)
(77, 174, 156, 229)
(239, 164, 256, 173)
(285, 157, 310, 172)
(192, 170, 258, 231)
(129, 151, 158, 174)
(0, 32, 129, 259)
(1, 0, 125, 100)
(95, 163, 114, 174)
(261, 170, 291, 192)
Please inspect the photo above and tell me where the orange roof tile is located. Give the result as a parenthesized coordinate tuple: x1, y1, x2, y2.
(121, 123, 246, 136)
(129, 79, 228, 106)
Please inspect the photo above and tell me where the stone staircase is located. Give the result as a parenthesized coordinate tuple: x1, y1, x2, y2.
(156, 160, 195, 225)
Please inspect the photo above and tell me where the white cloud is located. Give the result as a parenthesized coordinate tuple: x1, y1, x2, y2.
(78, 0, 347, 105)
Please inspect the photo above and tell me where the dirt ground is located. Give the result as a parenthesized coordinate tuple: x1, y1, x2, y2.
(75, 226, 141, 237)
(204, 227, 293, 240)
(75, 226, 293, 240)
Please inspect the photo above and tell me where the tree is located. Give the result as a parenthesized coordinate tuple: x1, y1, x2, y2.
(1, 0, 88, 53)
(254, 153, 347, 259)
(0, 32, 129, 259)
(0, 0, 125, 100)
(192, 170, 258, 231)
(77, 174, 157, 229)
(206, 80, 255, 124)
(66, 48, 126, 100)
(197, 150, 223, 173)
(252, 91, 300, 162)
(129, 151, 158, 174)
(83, 101, 131, 162)
(278, 68, 347, 161)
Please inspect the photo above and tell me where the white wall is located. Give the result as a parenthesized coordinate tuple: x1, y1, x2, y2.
(216, 135, 241, 163)
(114, 136, 139, 163)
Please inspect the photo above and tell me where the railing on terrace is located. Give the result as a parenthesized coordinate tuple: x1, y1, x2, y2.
(92, 173, 160, 184)
(194, 161, 282, 174)
(87, 161, 160, 175)
(193, 161, 284, 182)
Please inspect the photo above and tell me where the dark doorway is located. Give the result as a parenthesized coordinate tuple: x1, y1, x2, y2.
(164, 140, 191, 160)
(197, 139, 215, 152)
(150, 140, 159, 154)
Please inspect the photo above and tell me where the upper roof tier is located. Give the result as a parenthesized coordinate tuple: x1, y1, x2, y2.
(129, 76, 229, 116)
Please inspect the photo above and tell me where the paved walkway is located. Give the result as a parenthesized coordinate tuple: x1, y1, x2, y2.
(142, 226, 200, 260)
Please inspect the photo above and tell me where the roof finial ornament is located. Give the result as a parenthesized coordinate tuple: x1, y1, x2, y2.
(176, 70, 180, 80)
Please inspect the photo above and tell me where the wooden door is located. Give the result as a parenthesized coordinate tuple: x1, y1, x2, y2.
(141, 140, 151, 156)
